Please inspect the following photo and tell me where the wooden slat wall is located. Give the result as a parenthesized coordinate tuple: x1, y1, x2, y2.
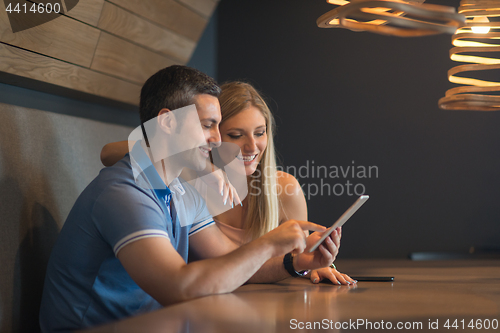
(0, 0, 219, 106)
(107, 0, 208, 41)
(60, 0, 105, 26)
(0, 7, 100, 67)
(97, 2, 196, 63)
(0, 42, 141, 105)
(91, 32, 176, 84)
(176, 0, 218, 18)
(31, 0, 106, 26)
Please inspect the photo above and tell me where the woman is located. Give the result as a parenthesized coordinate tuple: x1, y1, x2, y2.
(101, 82, 355, 285)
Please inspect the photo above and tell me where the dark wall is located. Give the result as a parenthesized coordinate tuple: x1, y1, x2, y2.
(217, 0, 500, 258)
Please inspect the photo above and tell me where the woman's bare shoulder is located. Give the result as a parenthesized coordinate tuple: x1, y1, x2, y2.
(276, 170, 308, 222)
(276, 171, 302, 196)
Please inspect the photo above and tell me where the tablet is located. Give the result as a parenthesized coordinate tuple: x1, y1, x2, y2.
(308, 195, 369, 253)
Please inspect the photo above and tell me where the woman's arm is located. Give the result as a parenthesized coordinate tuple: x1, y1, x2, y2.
(101, 141, 130, 166)
(276, 171, 356, 285)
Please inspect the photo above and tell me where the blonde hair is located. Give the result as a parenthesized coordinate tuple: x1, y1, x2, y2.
(219, 82, 280, 240)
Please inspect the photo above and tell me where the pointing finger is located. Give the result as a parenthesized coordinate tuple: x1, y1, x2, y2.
(295, 220, 327, 232)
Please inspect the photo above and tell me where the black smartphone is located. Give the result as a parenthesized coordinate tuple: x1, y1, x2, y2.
(351, 276, 394, 282)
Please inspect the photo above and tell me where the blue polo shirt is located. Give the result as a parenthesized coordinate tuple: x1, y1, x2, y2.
(40, 142, 214, 332)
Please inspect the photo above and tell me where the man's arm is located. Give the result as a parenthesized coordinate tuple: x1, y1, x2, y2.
(118, 220, 324, 306)
(247, 228, 341, 283)
(189, 221, 340, 284)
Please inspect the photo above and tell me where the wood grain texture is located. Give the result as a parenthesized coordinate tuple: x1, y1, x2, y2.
(0, 7, 100, 67)
(67, 0, 104, 27)
(98, 2, 195, 63)
(29, 0, 106, 26)
(0, 0, 217, 108)
(175, 0, 219, 19)
(107, 0, 208, 41)
(0, 42, 141, 105)
(90, 32, 178, 84)
(62, 0, 105, 26)
(82, 259, 500, 333)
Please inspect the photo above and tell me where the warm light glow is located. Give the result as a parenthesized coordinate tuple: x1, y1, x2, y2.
(471, 16, 490, 34)
(452, 39, 497, 48)
(327, 0, 350, 5)
(449, 75, 499, 87)
(451, 54, 500, 65)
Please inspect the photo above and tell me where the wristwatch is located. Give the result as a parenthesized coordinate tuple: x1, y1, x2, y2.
(283, 253, 309, 277)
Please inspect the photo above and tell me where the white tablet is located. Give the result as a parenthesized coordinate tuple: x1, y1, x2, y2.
(308, 195, 369, 253)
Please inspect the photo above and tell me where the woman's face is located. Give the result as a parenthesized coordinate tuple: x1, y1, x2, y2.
(219, 106, 268, 176)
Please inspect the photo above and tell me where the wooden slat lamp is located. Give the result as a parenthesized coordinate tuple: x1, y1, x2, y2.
(317, 0, 465, 37)
(439, 0, 500, 111)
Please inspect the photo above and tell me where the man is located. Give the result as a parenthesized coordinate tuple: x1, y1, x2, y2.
(40, 66, 340, 332)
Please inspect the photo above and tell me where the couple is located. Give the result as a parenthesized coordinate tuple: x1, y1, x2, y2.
(40, 65, 354, 332)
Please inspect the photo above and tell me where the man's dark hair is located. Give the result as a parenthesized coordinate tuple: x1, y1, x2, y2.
(139, 65, 221, 125)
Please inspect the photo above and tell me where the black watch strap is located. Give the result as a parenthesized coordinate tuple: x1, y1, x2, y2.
(283, 253, 308, 277)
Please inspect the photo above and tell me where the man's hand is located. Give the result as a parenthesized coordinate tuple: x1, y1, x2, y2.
(293, 227, 341, 272)
(258, 220, 327, 259)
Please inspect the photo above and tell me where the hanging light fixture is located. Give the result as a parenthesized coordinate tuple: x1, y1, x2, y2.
(439, 0, 500, 111)
(317, 0, 465, 37)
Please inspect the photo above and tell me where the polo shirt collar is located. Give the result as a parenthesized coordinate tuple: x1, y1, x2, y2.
(129, 141, 185, 196)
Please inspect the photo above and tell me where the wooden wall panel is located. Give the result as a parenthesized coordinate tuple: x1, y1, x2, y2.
(0, 0, 218, 106)
(107, 0, 207, 41)
(175, 0, 219, 19)
(0, 42, 141, 105)
(0, 7, 100, 67)
(91, 32, 178, 84)
(29, 0, 106, 26)
(63, 0, 105, 26)
(98, 2, 195, 63)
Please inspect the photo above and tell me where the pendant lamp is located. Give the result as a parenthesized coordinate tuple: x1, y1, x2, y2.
(439, 0, 500, 111)
(317, 0, 465, 37)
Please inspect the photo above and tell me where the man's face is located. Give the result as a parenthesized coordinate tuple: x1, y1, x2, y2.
(194, 94, 222, 157)
(147, 94, 221, 173)
(174, 94, 222, 172)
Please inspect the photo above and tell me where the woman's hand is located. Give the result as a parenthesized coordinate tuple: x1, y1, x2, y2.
(309, 267, 357, 285)
(199, 167, 242, 207)
(293, 228, 340, 272)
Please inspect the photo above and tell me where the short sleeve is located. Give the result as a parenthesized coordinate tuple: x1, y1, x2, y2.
(92, 183, 170, 255)
(179, 180, 214, 237)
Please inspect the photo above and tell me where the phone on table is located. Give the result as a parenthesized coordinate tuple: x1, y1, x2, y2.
(308, 195, 369, 253)
(351, 276, 394, 282)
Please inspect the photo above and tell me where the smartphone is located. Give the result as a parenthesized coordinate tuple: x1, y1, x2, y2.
(351, 276, 394, 282)
(308, 195, 369, 253)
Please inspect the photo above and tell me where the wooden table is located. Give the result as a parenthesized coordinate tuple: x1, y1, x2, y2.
(83, 259, 500, 332)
